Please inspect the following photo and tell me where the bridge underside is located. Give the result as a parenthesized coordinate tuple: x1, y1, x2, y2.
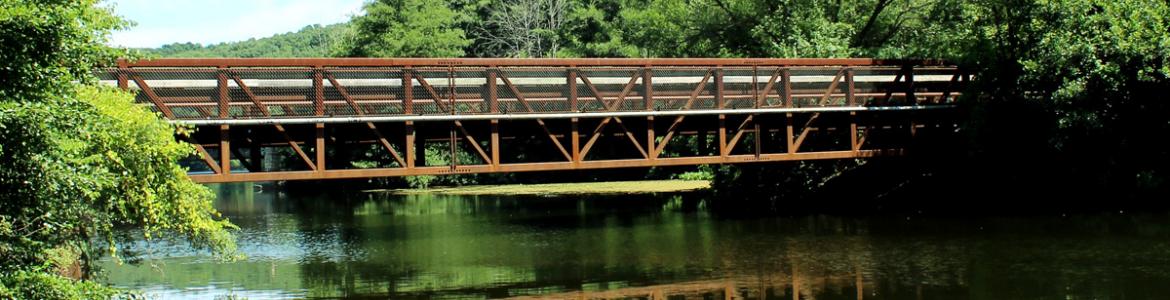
(102, 58, 966, 183)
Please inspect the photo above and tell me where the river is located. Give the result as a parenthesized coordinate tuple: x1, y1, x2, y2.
(100, 183, 1170, 299)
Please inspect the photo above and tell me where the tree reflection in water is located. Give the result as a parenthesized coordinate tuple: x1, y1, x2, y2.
(100, 183, 1170, 299)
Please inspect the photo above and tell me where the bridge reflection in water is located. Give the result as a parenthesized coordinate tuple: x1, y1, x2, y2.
(101, 58, 966, 183)
(99, 184, 1170, 299)
(506, 276, 864, 300)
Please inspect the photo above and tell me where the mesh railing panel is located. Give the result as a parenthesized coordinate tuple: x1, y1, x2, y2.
(99, 64, 963, 120)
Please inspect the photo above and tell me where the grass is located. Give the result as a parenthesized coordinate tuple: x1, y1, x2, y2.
(374, 179, 711, 196)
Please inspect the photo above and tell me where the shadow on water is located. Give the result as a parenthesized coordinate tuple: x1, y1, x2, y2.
(99, 182, 1170, 299)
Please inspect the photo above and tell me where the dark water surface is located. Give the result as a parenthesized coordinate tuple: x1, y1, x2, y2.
(101, 183, 1170, 299)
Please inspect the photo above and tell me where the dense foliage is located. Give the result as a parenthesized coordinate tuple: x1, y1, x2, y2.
(334, 0, 476, 57)
(1, 0, 236, 298)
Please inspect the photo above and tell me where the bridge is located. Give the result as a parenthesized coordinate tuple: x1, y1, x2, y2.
(101, 58, 966, 183)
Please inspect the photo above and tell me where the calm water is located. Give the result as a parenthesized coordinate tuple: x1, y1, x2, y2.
(100, 183, 1170, 299)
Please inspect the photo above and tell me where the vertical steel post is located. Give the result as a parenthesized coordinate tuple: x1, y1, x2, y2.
(489, 67, 499, 169)
(488, 68, 499, 113)
(404, 68, 414, 114)
(782, 68, 792, 108)
(783, 68, 795, 154)
(491, 120, 499, 169)
(752, 66, 761, 158)
(314, 67, 325, 116)
(116, 59, 128, 90)
(846, 68, 856, 106)
(568, 67, 580, 165)
(568, 68, 578, 111)
(315, 124, 325, 171)
(716, 67, 727, 158)
(851, 111, 859, 151)
(571, 118, 580, 164)
(313, 66, 325, 172)
(217, 66, 229, 118)
(404, 68, 415, 168)
(904, 64, 916, 104)
(905, 65, 918, 137)
(216, 67, 231, 177)
(786, 113, 796, 154)
(848, 68, 859, 151)
(220, 125, 231, 176)
(448, 67, 457, 169)
(644, 67, 655, 160)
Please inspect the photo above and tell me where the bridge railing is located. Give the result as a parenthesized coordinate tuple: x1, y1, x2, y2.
(98, 58, 966, 122)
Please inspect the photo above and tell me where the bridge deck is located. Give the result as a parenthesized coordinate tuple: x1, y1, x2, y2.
(105, 58, 966, 183)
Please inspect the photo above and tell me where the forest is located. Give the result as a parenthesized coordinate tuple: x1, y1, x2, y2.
(1, 0, 1168, 298)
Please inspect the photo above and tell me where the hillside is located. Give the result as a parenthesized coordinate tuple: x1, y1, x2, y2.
(144, 23, 348, 58)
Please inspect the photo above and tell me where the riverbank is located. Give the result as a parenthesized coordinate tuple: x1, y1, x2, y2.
(370, 179, 710, 196)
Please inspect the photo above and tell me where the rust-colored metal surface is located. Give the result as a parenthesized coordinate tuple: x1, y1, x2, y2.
(103, 58, 966, 183)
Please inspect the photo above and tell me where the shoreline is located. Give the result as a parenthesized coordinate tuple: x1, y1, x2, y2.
(368, 179, 711, 196)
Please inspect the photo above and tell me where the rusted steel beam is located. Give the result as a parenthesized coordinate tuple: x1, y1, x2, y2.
(571, 118, 581, 164)
(405, 121, 416, 168)
(578, 117, 612, 159)
(851, 111, 862, 151)
(315, 123, 325, 171)
(498, 72, 572, 161)
(605, 70, 642, 111)
(119, 58, 948, 68)
(723, 115, 755, 156)
(228, 74, 317, 170)
(414, 76, 452, 112)
(129, 75, 176, 118)
(491, 120, 500, 169)
(786, 113, 796, 154)
(576, 73, 608, 107)
(644, 67, 655, 160)
(325, 73, 407, 167)
(129, 74, 225, 173)
(216, 67, 229, 118)
(117, 60, 128, 89)
(453, 120, 491, 164)
(313, 67, 325, 116)
(654, 73, 713, 158)
(191, 141, 222, 174)
(219, 125, 231, 175)
(488, 69, 499, 113)
(567, 69, 578, 111)
(818, 69, 846, 105)
(612, 117, 649, 159)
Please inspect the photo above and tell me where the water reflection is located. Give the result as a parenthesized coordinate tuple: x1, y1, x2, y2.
(100, 183, 1170, 299)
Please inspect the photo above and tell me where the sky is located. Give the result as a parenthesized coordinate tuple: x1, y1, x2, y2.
(106, 0, 365, 48)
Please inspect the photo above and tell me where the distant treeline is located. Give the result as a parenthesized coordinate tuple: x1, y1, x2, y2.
(142, 23, 348, 58)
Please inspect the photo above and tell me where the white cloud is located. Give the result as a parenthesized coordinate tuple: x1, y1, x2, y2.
(107, 0, 364, 48)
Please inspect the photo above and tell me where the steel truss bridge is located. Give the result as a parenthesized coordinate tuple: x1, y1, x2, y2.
(101, 58, 967, 183)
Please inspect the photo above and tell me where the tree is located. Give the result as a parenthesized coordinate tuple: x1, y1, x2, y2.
(1, 0, 237, 298)
(335, 0, 472, 57)
(476, 0, 573, 57)
(555, 0, 641, 57)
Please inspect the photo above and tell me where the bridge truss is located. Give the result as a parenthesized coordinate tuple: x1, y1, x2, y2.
(101, 58, 967, 183)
